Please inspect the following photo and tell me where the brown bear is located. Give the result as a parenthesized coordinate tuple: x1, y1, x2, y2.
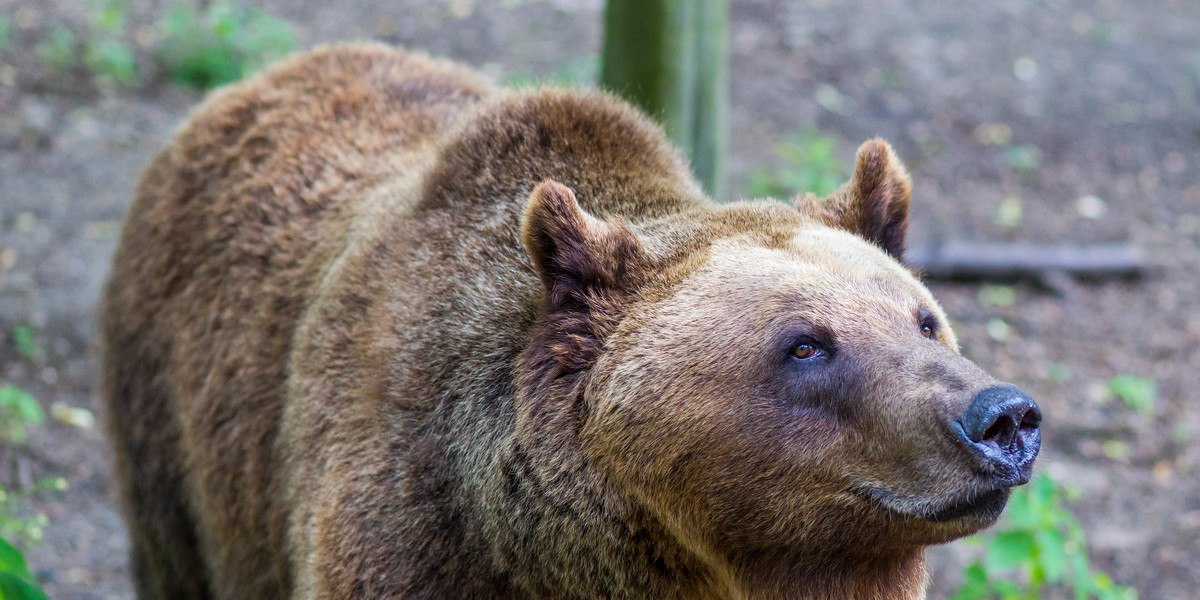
(102, 43, 1041, 600)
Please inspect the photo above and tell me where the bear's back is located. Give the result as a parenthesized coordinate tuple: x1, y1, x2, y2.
(102, 43, 494, 599)
(104, 41, 710, 599)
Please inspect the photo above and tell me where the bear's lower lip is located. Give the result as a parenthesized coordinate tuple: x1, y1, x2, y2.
(856, 485, 1011, 523)
(924, 487, 1010, 523)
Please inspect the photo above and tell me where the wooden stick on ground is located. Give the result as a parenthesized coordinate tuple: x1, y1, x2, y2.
(905, 241, 1150, 283)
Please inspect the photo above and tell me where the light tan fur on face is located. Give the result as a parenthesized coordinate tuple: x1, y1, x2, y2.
(587, 222, 995, 593)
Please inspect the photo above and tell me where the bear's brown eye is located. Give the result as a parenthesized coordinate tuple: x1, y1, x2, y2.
(921, 324, 934, 339)
(791, 343, 819, 359)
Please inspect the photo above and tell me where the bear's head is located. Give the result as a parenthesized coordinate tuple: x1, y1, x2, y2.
(518, 139, 1040, 592)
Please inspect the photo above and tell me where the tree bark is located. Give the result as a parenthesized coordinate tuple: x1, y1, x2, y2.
(601, 0, 729, 201)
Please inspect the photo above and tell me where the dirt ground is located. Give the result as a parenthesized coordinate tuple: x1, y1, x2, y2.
(0, 0, 1197, 598)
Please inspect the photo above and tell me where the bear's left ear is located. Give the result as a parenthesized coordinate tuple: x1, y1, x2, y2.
(521, 180, 641, 310)
(796, 138, 912, 260)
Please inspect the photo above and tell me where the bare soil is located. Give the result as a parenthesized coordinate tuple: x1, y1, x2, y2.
(1, 0, 1197, 598)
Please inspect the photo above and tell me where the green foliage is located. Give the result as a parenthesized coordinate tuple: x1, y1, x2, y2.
(8, 327, 35, 363)
(84, 37, 137, 84)
(0, 536, 48, 600)
(32, 0, 294, 89)
(32, 0, 137, 86)
(977, 285, 1018, 308)
(34, 26, 76, 72)
(747, 130, 847, 198)
(0, 383, 59, 600)
(1104, 375, 1156, 417)
(0, 14, 12, 49)
(1003, 144, 1041, 173)
(84, 0, 137, 84)
(157, 2, 295, 90)
(0, 504, 45, 566)
(991, 196, 1024, 227)
(952, 473, 1137, 600)
(90, 0, 128, 33)
(0, 387, 42, 446)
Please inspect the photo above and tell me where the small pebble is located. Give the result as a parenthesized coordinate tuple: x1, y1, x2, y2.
(985, 317, 1013, 342)
(992, 196, 1023, 227)
(1075, 194, 1107, 219)
(1013, 56, 1038, 82)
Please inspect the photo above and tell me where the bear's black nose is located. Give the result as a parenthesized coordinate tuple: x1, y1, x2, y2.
(958, 385, 1041, 485)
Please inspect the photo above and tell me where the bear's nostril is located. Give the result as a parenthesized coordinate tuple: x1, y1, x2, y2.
(1019, 408, 1041, 432)
(981, 415, 1018, 447)
(961, 385, 1040, 444)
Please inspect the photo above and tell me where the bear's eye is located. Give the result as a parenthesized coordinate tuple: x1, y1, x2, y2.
(791, 342, 822, 360)
(918, 307, 938, 339)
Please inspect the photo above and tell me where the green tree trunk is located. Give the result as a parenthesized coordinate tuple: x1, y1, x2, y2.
(600, 0, 729, 201)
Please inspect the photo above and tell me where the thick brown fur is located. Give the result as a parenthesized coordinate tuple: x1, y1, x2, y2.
(104, 43, 1019, 600)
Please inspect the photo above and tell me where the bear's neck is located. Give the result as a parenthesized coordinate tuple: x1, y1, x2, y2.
(715, 549, 929, 600)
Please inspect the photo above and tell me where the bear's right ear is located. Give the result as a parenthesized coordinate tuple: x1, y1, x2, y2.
(796, 138, 912, 260)
(521, 180, 641, 309)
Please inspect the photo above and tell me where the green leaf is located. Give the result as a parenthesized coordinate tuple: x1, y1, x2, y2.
(35, 26, 77, 71)
(948, 563, 992, 600)
(11, 326, 36, 361)
(1105, 375, 1156, 417)
(977, 285, 1017, 308)
(985, 530, 1038, 571)
(0, 537, 28, 575)
(90, 39, 137, 84)
(0, 15, 11, 48)
(990, 578, 1027, 599)
(1035, 528, 1068, 582)
(1002, 484, 1035, 528)
(0, 571, 49, 600)
(1071, 552, 1090, 600)
(746, 129, 847, 199)
(0, 536, 46, 600)
(0, 386, 42, 444)
(1003, 144, 1041, 172)
(156, 2, 295, 90)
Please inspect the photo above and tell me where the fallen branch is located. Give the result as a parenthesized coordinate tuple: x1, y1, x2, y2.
(905, 241, 1150, 282)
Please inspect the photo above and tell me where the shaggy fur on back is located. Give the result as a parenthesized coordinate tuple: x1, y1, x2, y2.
(104, 42, 713, 599)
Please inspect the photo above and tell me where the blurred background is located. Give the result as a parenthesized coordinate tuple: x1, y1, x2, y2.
(0, 0, 1196, 598)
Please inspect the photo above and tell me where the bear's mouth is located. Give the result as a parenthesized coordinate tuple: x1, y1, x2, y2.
(856, 485, 1010, 524)
(924, 487, 1009, 522)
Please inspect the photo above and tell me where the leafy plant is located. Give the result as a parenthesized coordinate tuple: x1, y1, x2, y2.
(32, 0, 138, 86)
(83, 0, 137, 85)
(0, 384, 58, 598)
(0, 536, 48, 600)
(8, 327, 36, 363)
(1104, 376, 1156, 417)
(33, 26, 76, 72)
(977, 285, 1018, 308)
(157, 2, 295, 89)
(0, 488, 49, 557)
(0, 387, 42, 446)
(0, 15, 12, 49)
(952, 473, 1137, 600)
(0, 384, 59, 549)
(747, 129, 847, 198)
